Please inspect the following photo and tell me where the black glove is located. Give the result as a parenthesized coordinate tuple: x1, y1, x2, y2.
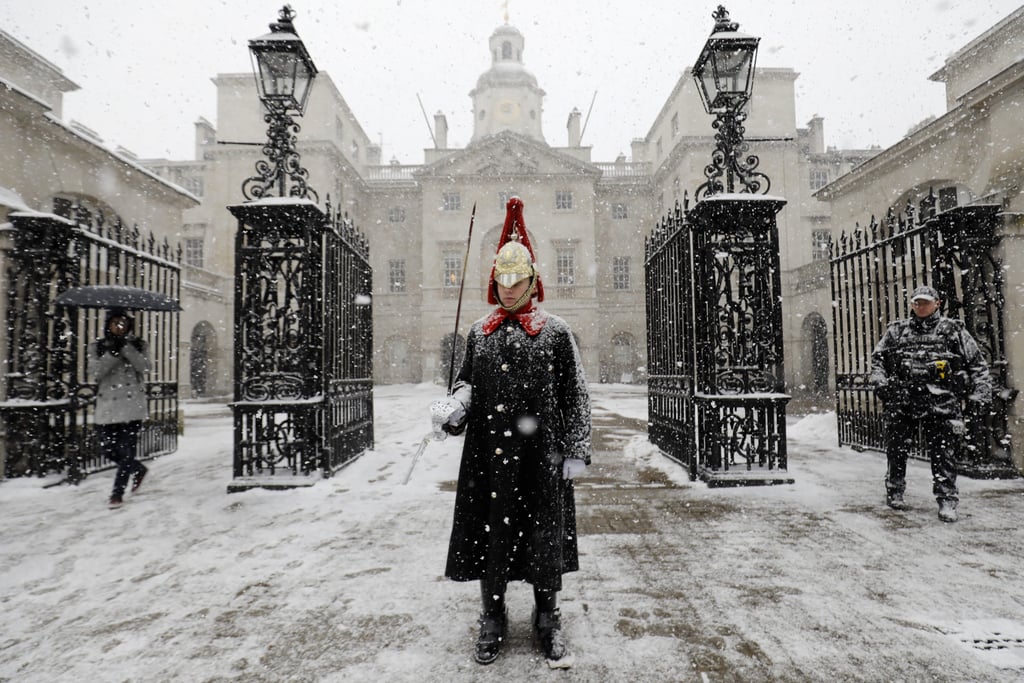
(442, 421, 467, 436)
(874, 382, 893, 403)
(127, 337, 144, 352)
(97, 338, 118, 355)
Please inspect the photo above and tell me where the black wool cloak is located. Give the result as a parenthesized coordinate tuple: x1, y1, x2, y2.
(444, 308, 591, 590)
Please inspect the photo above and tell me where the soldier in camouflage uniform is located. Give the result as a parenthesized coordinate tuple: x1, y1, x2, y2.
(870, 285, 992, 523)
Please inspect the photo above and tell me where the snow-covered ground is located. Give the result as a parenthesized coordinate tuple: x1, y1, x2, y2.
(2, 383, 1024, 682)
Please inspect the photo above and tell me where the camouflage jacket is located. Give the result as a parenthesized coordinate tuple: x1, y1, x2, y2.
(869, 312, 991, 418)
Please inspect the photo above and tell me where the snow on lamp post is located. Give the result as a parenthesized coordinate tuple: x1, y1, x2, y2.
(242, 5, 319, 202)
(692, 5, 770, 199)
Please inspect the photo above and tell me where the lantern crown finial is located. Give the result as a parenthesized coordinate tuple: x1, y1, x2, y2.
(712, 5, 739, 33)
(271, 5, 298, 32)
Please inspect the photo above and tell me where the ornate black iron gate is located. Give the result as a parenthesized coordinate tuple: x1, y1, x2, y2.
(2, 204, 180, 481)
(227, 199, 373, 490)
(830, 197, 1017, 477)
(646, 194, 791, 485)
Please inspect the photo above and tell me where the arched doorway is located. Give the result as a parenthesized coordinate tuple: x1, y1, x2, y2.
(190, 322, 217, 398)
(611, 332, 637, 383)
(440, 332, 466, 385)
(383, 336, 412, 384)
(802, 313, 829, 394)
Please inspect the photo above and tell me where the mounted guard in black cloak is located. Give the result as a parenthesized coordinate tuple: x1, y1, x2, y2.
(432, 196, 592, 667)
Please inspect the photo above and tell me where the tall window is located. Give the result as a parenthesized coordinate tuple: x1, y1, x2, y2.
(388, 206, 406, 223)
(612, 203, 628, 220)
(811, 229, 831, 261)
(443, 191, 461, 211)
(443, 250, 462, 288)
(671, 113, 680, 137)
(555, 191, 574, 210)
(809, 168, 829, 190)
(350, 140, 360, 161)
(556, 247, 576, 286)
(184, 237, 204, 269)
(612, 256, 630, 290)
(389, 259, 407, 293)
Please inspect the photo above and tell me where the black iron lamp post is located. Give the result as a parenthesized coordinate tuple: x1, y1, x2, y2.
(693, 5, 770, 198)
(242, 5, 319, 202)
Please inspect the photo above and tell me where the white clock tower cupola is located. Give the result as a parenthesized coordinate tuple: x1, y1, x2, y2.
(470, 23, 546, 144)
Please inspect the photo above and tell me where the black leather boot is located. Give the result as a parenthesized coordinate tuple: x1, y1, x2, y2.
(475, 609, 507, 665)
(533, 588, 572, 667)
(475, 580, 507, 665)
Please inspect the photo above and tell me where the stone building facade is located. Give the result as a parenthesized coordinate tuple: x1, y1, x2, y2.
(811, 6, 1024, 468)
(143, 21, 866, 398)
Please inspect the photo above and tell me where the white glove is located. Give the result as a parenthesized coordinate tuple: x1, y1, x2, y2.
(430, 397, 466, 440)
(562, 457, 586, 480)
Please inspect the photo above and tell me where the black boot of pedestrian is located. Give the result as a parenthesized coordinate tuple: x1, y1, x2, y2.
(475, 580, 507, 665)
(886, 490, 909, 510)
(937, 499, 958, 523)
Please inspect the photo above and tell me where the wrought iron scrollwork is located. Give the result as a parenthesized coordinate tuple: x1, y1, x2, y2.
(695, 108, 771, 200)
(230, 201, 373, 483)
(242, 108, 318, 203)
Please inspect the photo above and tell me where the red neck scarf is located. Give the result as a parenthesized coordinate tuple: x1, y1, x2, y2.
(481, 301, 549, 337)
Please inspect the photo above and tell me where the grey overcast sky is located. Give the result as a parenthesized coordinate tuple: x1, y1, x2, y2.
(3, 0, 1021, 164)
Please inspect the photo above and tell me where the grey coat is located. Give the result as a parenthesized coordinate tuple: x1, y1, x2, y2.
(88, 338, 150, 425)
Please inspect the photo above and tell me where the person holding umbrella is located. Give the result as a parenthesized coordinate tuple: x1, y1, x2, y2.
(88, 308, 150, 509)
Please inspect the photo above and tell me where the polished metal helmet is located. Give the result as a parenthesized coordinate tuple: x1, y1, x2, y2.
(493, 240, 535, 287)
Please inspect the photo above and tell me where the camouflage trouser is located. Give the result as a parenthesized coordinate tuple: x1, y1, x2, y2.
(884, 414, 961, 503)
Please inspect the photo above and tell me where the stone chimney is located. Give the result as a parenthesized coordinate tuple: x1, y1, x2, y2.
(631, 138, 645, 164)
(434, 111, 448, 149)
(367, 144, 382, 165)
(807, 116, 825, 155)
(194, 118, 216, 160)
(567, 108, 582, 147)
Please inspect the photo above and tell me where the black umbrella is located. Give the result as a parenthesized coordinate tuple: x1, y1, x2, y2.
(54, 285, 182, 312)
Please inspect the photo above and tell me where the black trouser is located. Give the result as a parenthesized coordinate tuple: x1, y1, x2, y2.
(96, 421, 144, 497)
(884, 413, 960, 503)
(480, 579, 557, 617)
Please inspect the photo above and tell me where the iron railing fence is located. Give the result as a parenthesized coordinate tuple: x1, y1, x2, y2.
(2, 202, 180, 481)
(830, 192, 1017, 477)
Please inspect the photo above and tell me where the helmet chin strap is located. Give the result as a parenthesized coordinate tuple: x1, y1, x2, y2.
(498, 275, 537, 313)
